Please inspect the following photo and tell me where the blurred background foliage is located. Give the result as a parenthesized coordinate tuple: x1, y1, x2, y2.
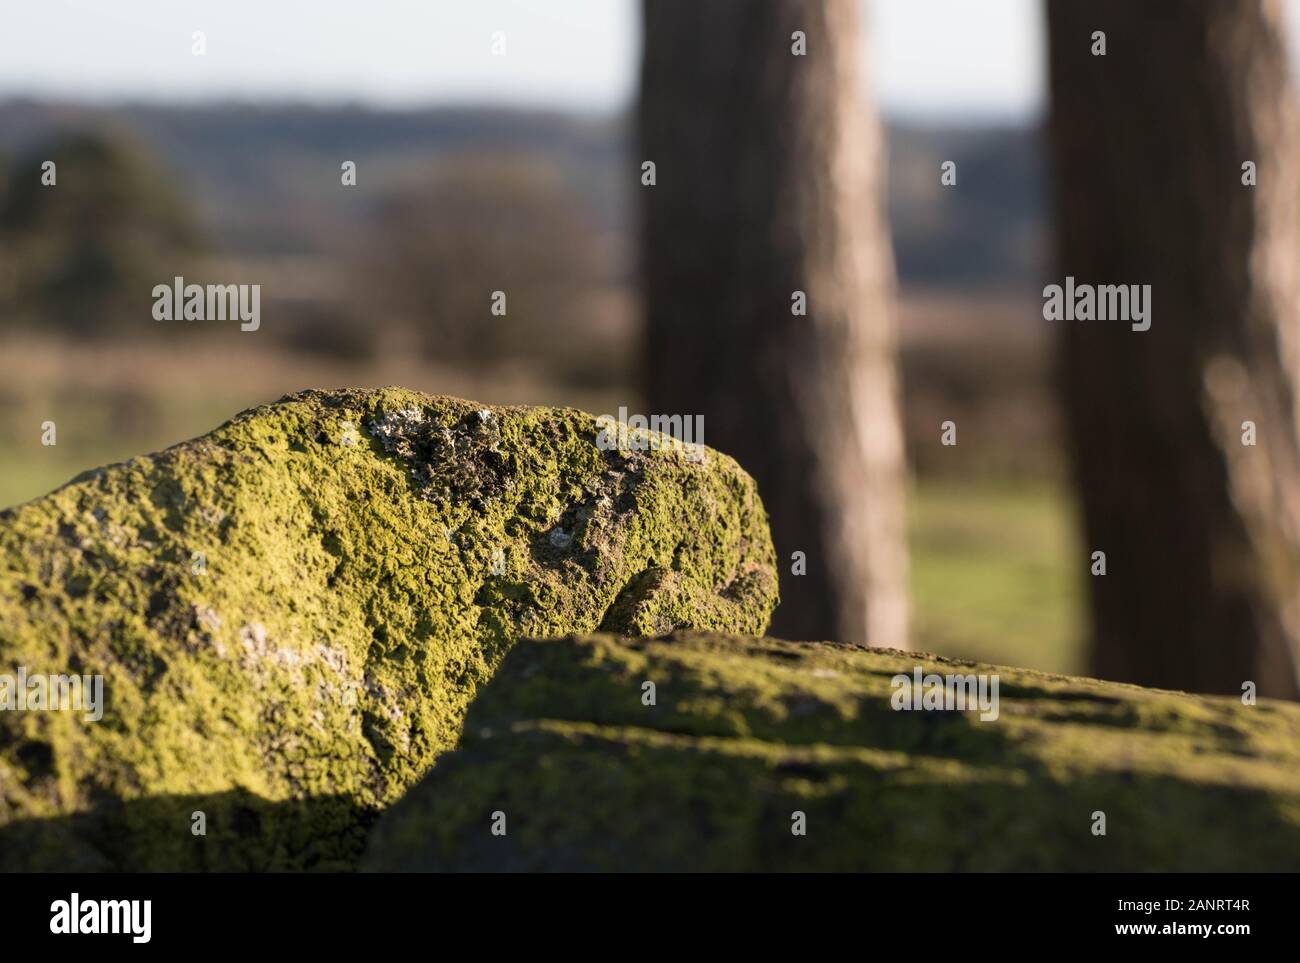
(0, 130, 201, 335)
(0, 100, 1080, 674)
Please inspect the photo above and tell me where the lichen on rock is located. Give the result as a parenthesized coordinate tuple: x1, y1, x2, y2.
(0, 388, 777, 870)
(364, 631, 1300, 872)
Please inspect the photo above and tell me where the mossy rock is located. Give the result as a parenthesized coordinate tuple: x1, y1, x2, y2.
(0, 389, 777, 870)
(364, 632, 1300, 871)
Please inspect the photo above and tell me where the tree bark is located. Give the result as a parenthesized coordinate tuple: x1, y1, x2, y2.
(639, 0, 908, 645)
(1046, 0, 1300, 698)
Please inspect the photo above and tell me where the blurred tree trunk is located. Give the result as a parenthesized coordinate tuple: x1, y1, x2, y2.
(1047, 0, 1300, 698)
(639, 0, 908, 645)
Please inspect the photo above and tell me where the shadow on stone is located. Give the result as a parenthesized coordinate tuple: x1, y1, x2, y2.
(0, 789, 370, 872)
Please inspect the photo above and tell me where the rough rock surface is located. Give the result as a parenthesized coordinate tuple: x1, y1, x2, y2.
(0, 389, 777, 869)
(365, 632, 1300, 871)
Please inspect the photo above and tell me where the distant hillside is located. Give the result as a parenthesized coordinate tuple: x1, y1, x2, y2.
(886, 121, 1048, 288)
(0, 100, 1047, 287)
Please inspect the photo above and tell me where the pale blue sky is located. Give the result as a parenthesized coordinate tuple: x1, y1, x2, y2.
(0, 1, 1293, 120)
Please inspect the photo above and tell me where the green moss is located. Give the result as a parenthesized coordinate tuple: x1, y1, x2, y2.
(0, 389, 777, 869)
(365, 632, 1300, 871)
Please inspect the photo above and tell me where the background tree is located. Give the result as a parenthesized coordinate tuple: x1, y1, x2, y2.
(639, 0, 909, 645)
(0, 131, 199, 335)
(369, 152, 606, 373)
(1046, 0, 1300, 698)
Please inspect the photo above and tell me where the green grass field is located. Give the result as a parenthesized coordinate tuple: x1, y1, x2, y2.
(908, 477, 1085, 674)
